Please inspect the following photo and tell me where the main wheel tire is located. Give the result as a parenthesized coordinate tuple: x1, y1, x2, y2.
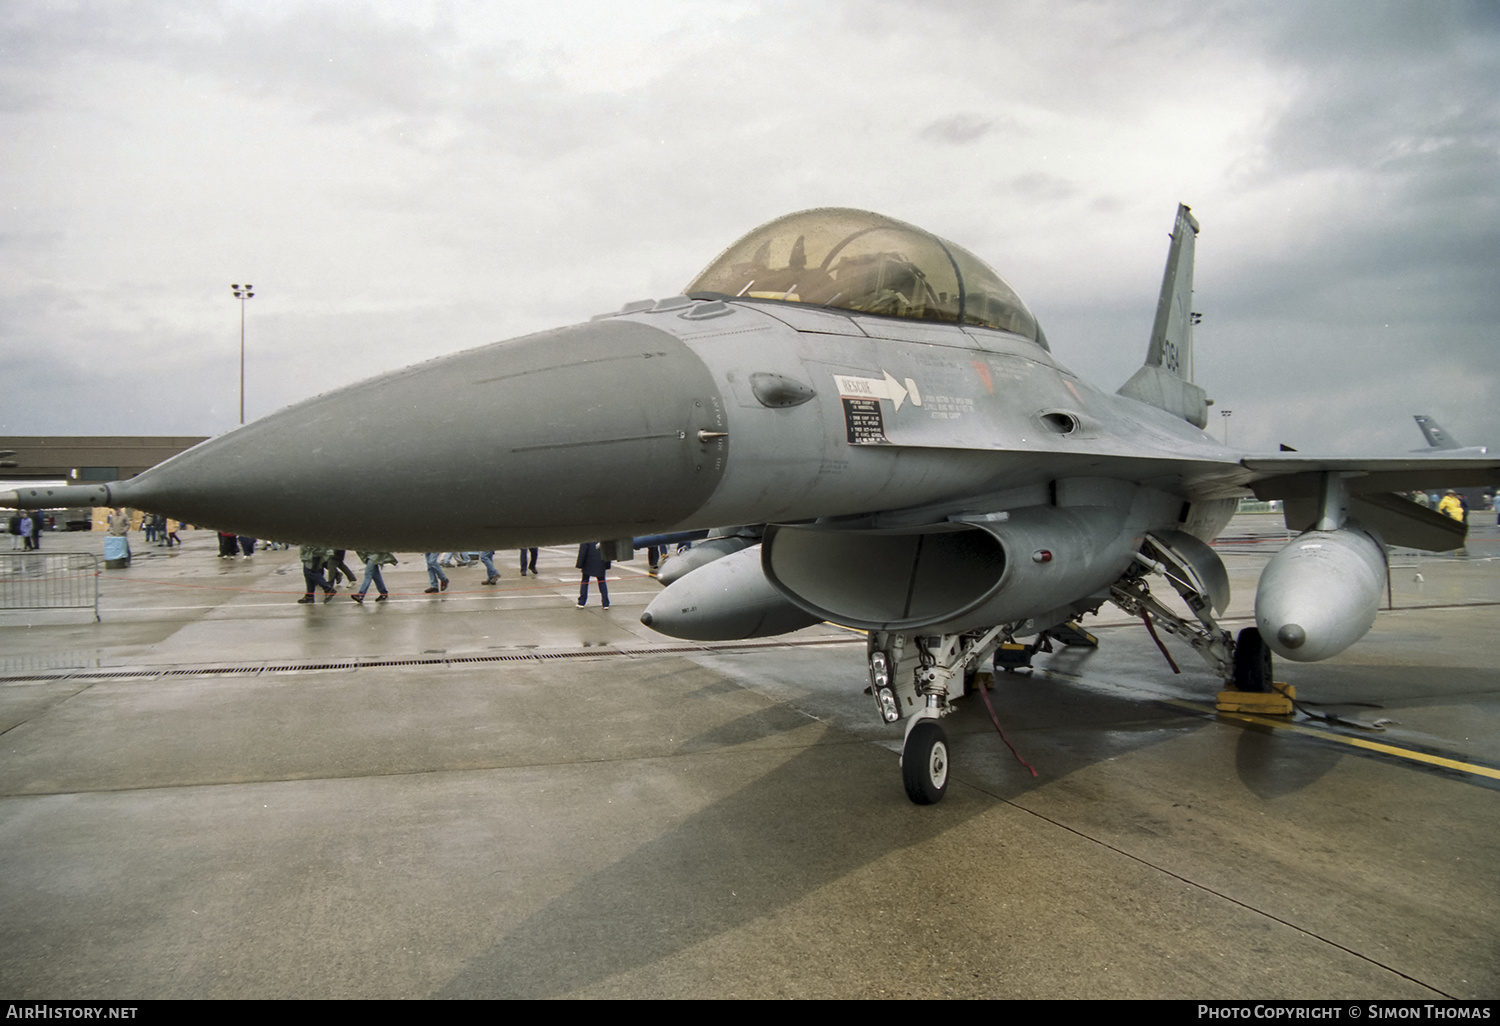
(902, 720, 950, 805)
(1233, 626, 1273, 693)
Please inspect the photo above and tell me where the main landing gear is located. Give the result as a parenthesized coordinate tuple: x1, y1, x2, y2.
(866, 534, 1287, 806)
(1232, 625, 1272, 693)
(1112, 533, 1289, 711)
(1109, 532, 1236, 682)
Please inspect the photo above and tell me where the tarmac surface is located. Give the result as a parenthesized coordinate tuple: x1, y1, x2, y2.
(1, 516, 1497, 999)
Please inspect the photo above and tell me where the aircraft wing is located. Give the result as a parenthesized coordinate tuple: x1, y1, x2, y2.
(1230, 450, 1498, 550)
(1237, 449, 1500, 498)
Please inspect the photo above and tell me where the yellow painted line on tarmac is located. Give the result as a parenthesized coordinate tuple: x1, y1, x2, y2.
(1165, 699, 1500, 781)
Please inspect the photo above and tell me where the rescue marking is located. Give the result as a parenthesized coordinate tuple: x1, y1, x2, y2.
(841, 398, 889, 445)
(833, 371, 921, 412)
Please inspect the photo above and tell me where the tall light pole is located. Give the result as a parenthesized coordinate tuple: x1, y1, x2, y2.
(231, 284, 254, 425)
(1221, 408, 1233, 445)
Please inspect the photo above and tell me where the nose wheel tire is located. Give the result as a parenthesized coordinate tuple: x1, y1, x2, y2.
(902, 720, 949, 805)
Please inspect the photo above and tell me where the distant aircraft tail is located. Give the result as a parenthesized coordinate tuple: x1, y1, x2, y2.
(1413, 415, 1461, 450)
(1117, 204, 1210, 429)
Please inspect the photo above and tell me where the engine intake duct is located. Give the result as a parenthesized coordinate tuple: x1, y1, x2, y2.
(763, 504, 1144, 633)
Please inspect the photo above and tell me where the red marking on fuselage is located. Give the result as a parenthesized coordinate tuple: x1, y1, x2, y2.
(972, 361, 994, 394)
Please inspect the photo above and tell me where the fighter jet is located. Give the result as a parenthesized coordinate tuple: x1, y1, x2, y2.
(9, 205, 1498, 804)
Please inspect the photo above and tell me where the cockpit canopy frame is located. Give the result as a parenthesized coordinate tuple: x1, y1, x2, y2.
(684, 207, 1042, 345)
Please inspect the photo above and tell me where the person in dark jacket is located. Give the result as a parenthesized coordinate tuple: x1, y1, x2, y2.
(575, 542, 611, 608)
(328, 549, 356, 584)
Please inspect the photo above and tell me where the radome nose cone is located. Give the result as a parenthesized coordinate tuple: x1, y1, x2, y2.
(124, 319, 728, 549)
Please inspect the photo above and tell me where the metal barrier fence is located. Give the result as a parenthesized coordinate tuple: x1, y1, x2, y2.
(0, 552, 100, 621)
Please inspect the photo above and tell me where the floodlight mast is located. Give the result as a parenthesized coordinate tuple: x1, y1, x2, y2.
(231, 284, 255, 426)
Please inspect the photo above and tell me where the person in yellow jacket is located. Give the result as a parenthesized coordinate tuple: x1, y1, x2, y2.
(1437, 491, 1470, 559)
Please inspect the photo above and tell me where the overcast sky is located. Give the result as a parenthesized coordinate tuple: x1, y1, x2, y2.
(2, 0, 1496, 455)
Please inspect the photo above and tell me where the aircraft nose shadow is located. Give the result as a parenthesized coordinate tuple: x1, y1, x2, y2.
(670, 701, 822, 754)
(432, 739, 982, 998)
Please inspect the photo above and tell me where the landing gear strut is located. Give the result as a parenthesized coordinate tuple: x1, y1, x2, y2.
(868, 627, 1010, 805)
(1110, 532, 1237, 681)
(1111, 532, 1285, 709)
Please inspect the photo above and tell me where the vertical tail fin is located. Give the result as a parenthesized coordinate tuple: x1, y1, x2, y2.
(1413, 415, 1461, 450)
(1147, 203, 1200, 380)
(1117, 204, 1210, 429)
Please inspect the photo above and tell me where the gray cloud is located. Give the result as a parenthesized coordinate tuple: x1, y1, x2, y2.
(919, 114, 997, 145)
(0, 0, 1495, 456)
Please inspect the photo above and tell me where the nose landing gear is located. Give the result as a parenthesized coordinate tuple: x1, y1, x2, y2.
(901, 718, 949, 805)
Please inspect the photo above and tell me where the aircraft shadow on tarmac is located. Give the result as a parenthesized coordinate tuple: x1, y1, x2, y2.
(433, 735, 976, 998)
(432, 644, 1377, 998)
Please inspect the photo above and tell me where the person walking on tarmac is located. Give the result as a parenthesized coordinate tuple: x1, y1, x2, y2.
(298, 545, 337, 603)
(1438, 490, 1466, 523)
(352, 551, 396, 603)
(575, 542, 611, 608)
(424, 552, 450, 594)
(328, 549, 356, 584)
(478, 550, 500, 585)
(1438, 490, 1470, 559)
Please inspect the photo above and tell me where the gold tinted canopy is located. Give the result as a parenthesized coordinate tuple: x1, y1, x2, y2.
(685, 208, 1041, 343)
